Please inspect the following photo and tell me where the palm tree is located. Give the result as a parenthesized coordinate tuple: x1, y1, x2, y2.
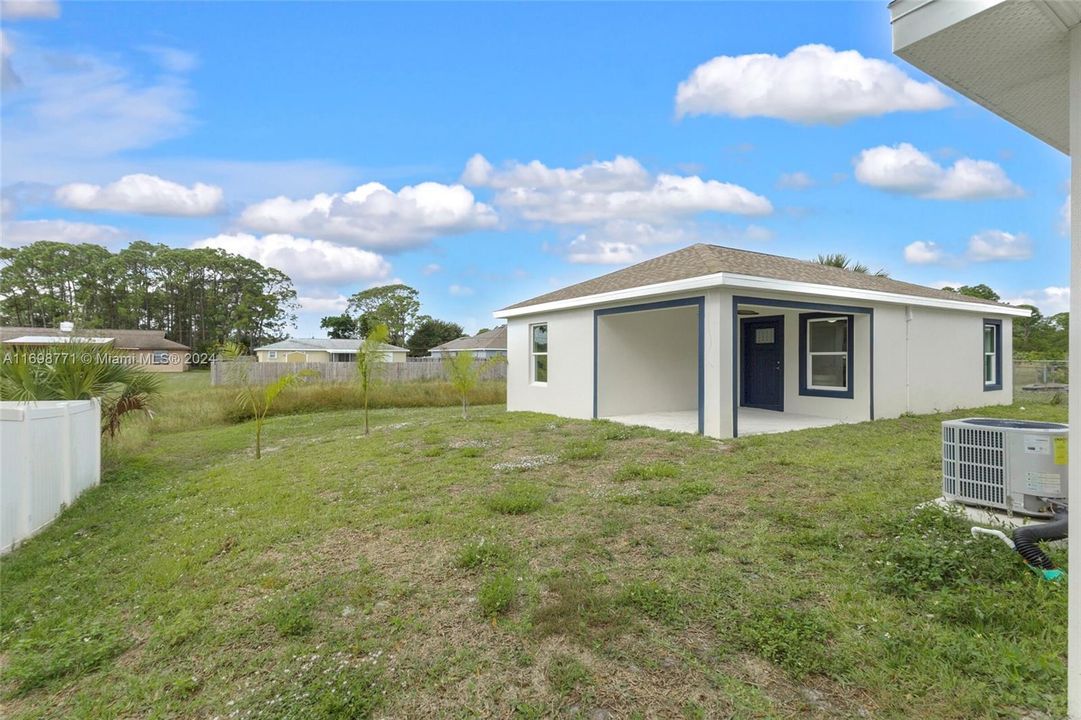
(0, 342, 162, 437)
(813, 253, 889, 277)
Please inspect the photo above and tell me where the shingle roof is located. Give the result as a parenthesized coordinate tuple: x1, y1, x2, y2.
(0, 326, 190, 350)
(253, 337, 408, 353)
(501, 244, 1014, 311)
(430, 325, 507, 352)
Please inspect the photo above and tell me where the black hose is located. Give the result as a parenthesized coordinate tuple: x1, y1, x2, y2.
(1013, 511, 1068, 570)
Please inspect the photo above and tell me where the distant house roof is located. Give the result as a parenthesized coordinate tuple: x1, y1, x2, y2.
(0, 326, 190, 351)
(253, 337, 408, 353)
(499, 244, 1019, 313)
(430, 326, 507, 353)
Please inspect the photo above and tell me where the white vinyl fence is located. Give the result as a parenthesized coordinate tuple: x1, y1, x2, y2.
(210, 359, 507, 386)
(1, 399, 101, 554)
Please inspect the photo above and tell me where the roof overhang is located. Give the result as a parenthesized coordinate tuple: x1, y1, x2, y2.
(493, 273, 1029, 319)
(890, 0, 1078, 154)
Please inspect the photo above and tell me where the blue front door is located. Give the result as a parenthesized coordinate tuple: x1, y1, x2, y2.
(742, 316, 784, 411)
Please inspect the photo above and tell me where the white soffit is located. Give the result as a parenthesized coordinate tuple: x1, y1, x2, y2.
(891, 0, 1077, 154)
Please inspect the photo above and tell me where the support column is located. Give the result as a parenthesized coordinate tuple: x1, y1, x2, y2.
(1069, 23, 1080, 720)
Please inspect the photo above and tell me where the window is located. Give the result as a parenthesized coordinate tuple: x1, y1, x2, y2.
(151, 351, 169, 365)
(530, 323, 548, 384)
(799, 313, 854, 398)
(983, 319, 1002, 391)
(267, 351, 278, 359)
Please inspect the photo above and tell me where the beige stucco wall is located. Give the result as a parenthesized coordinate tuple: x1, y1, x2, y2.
(505, 286, 1015, 440)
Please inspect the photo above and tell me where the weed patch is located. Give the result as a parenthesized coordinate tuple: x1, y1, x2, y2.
(478, 572, 519, 616)
(614, 461, 680, 482)
(486, 482, 546, 515)
(455, 538, 514, 570)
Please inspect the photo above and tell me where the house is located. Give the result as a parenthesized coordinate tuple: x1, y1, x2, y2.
(253, 337, 408, 363)
(0, 327, 190, 373)
(428, 326, 507, 359)
(887, 0, 1079, 712)
(493, 243, 1028, 439)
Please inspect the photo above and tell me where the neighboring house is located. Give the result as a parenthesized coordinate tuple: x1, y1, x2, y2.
(428, 326, 507, 359)
(0, 327, 190, 373)
(493, 243, 1027, 439)
(253, 337, 408, 363)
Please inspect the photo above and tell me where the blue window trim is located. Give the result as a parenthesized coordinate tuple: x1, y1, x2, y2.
(594, 296, 705, 435)
(799, 312, 855, 399)
(731, 296, 873, 438)
(983, 318, 1003, 391)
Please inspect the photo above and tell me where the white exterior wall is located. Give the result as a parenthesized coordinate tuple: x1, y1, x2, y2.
(506, 306, 595, 420)
(0, 399, 102, 554)
(596, 306, 698, 417)
(874, 304, 1013, 416)
(505, 286, 1015, 439)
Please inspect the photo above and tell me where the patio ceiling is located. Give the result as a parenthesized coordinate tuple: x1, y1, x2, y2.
(890, 0, 1079, 154)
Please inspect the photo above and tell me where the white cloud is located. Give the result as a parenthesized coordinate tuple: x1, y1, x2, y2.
(448, 284, 474, 297)
(777, 171, 815, 190)
(0, 0, 59, 19)
(1003, 287, 1070, 315)
(139, 46, 198, 73)
(903, 240, 945, 265)
(56, 174, 225, 216)
(853, 143, 1022, 200)
(675, 44, 951, 124)
(192, 233, 391, 285)
(422, 263, 442, 275)
(296, 293, 350, 315)
(966, 230, 1032, 262)
(1060, 191, 1071, 236)
(464, 154, 771, 225)
(1, 40, 193, 174)
(1, 219, 129, 247)
(559, 219, 771, 266)
(238, 181, 497, 249)
(1, 30, 18, 90)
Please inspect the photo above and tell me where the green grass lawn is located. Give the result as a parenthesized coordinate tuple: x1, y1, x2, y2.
(0, 386, 1067, 719)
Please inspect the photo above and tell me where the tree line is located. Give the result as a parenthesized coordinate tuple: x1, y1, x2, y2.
(944, 284, 1067, 359)
(319, 283, 476, 356)
(0, 241, 298, 354)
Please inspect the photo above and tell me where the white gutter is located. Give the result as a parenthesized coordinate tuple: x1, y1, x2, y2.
(494, 272, 1029, 319)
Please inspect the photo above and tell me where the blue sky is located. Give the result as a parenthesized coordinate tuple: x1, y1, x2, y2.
(1, 1, 1071, 335)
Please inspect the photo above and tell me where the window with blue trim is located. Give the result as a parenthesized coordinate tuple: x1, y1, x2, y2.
(799, 313, 854, 398)
(983, 319, 1002, 391)
(530, 323, 548, 384)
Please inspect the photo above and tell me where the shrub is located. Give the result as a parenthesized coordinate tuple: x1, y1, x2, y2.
(478, 572, 518, 616)
(486, 482, 546, 515)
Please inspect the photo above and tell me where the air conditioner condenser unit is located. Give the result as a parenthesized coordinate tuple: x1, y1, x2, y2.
(942, 418, 1068, 518)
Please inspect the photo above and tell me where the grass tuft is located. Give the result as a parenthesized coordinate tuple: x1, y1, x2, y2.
(478, 572, 518, 616)
(561, 439, 606, 461)
(486, 482, 546, 515)
(614, 461, 680, 482)
(546, 653, 592, 696)
(455, 538, 514, 570)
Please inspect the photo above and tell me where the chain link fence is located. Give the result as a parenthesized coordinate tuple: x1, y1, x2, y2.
(1014, 360, 1068, 389)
